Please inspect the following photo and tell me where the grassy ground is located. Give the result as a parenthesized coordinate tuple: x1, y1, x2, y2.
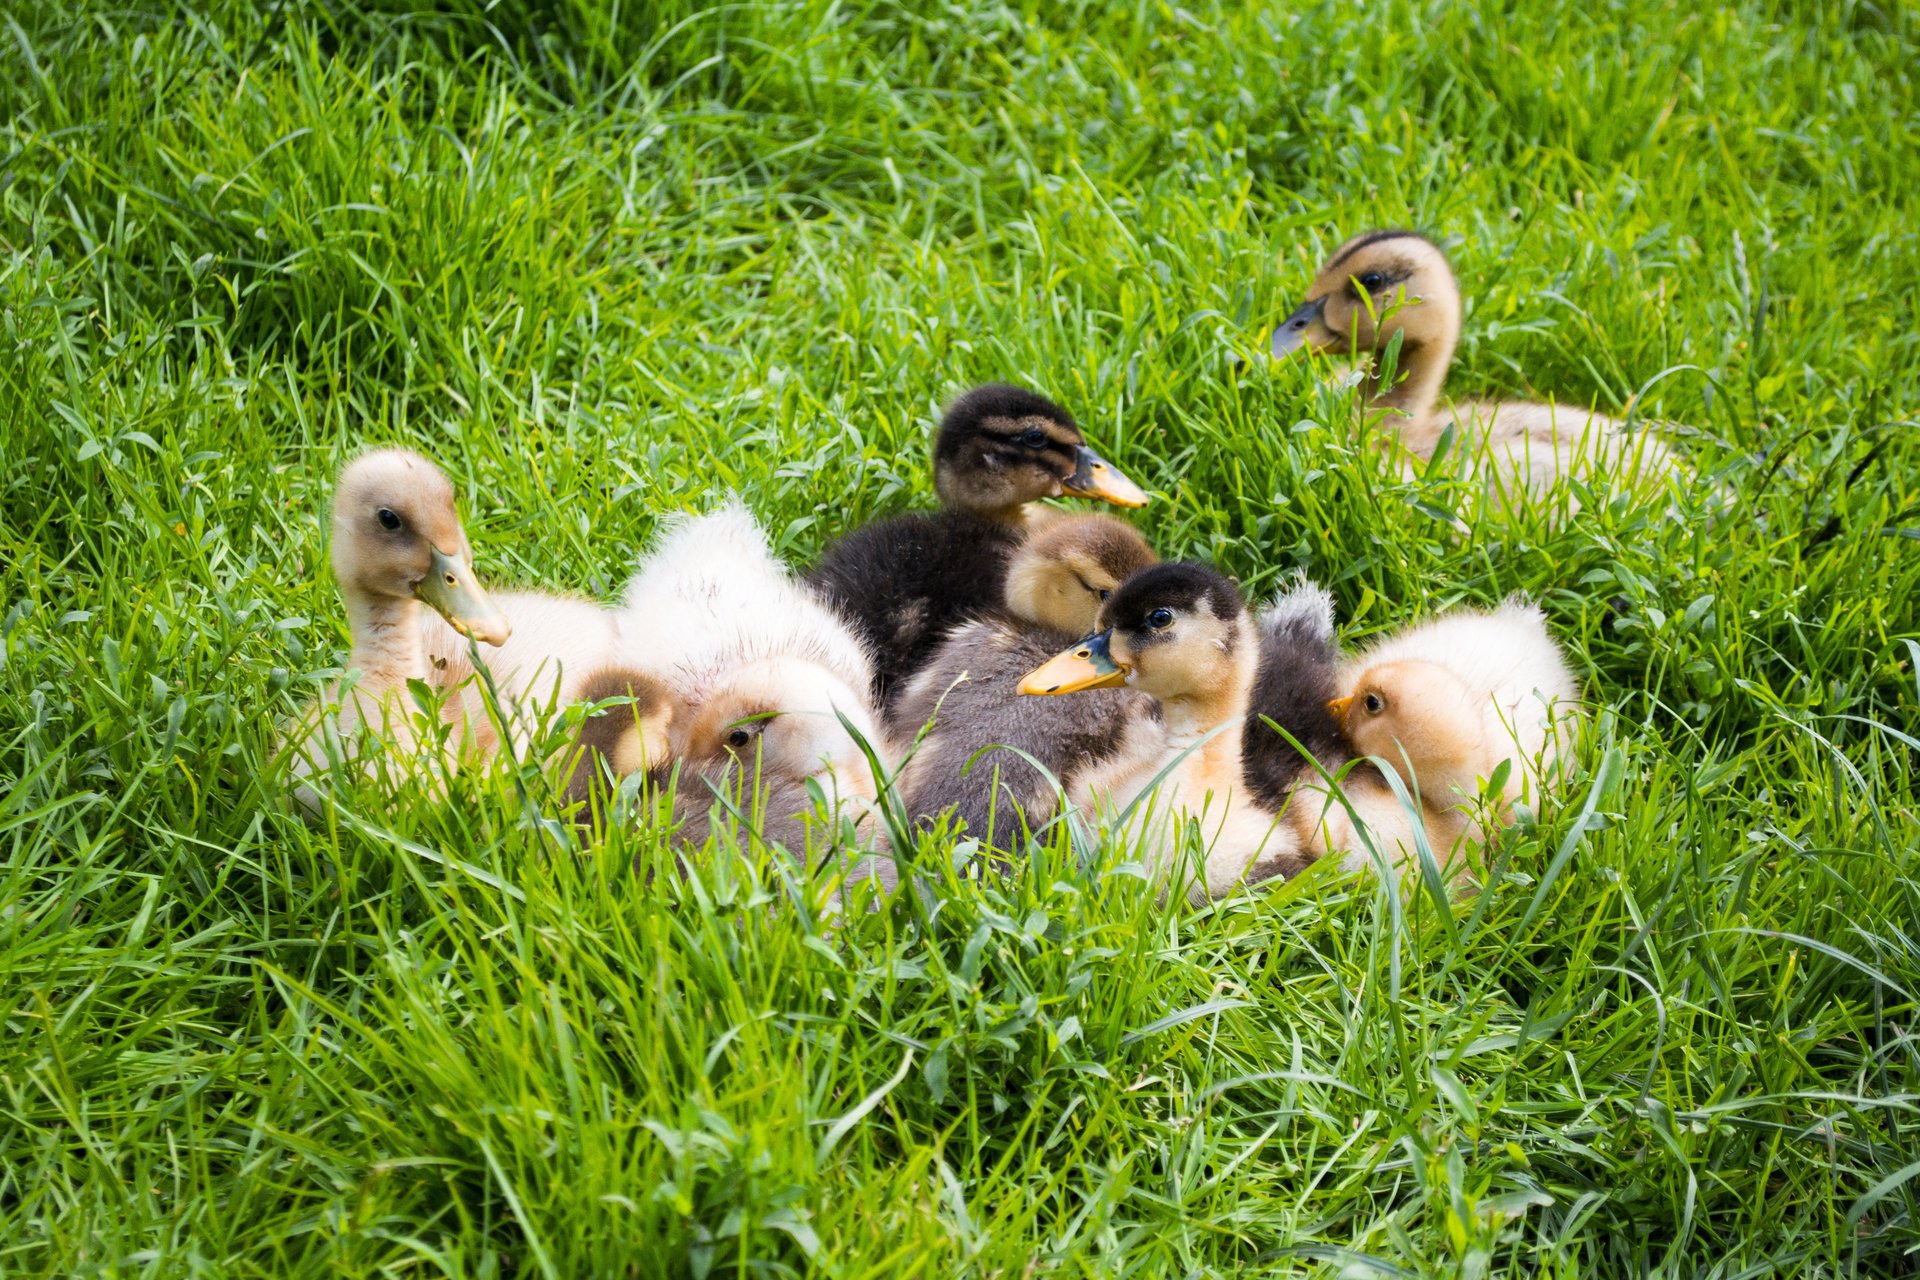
(3, 0, 1918, 1274)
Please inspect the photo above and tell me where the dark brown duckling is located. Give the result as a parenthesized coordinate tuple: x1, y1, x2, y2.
(889, 515, 1161, 851)
(806, 384, 1149, 711)
(1241, 577, 1350, 809)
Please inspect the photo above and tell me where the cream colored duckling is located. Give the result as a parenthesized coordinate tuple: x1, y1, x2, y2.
(620, 501, 886, 808)
(1325, 599, 1580, 852)
(298, 449, 674, 799)
(1272, 230, 1678, 508)
(1020, 563, 1315, 901)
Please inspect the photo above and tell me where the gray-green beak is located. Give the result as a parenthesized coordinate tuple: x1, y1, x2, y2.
(415, 546, 512, 646)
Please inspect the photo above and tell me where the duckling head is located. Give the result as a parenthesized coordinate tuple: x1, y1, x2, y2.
(1021, 563, 1253, 726)
(683, 659, 881, 803)
(330, 449, 511, 644)
(1328, 659, 1488, 799)
(1271, 230, 1461, 369)
(932, 383, 1149, 521)
(1002, 514, 1158, 635)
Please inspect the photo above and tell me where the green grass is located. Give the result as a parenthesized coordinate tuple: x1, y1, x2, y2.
(3, 0, 1918, 1274)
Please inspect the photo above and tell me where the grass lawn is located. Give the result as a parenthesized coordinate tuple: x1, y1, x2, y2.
(4, 0, 1918, 1274)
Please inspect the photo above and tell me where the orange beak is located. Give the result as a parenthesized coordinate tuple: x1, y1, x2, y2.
(1019, 631, 1130, 696)
(1325, 695, 1354, 725)
(1062, 446, 1151, 509)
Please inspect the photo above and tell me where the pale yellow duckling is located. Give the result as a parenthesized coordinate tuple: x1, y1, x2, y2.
(1272, 230, 1679, 508)
(295, 449, 674, 800)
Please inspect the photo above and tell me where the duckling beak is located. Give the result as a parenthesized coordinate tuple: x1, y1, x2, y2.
(1062, 446, 1150, 509)
(1271, 296, 1328, 358)
(1019, 630, 1130, 695)
(1324, 695, 1354, 725)
(416, 546, 512, 645)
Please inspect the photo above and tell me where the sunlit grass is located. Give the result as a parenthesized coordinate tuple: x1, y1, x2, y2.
(1, 0, 1916, 1274)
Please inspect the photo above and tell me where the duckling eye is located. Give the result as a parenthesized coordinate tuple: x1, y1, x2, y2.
(1363, 692, 1386, 715)
(1357, 271, 1384, 292)
(1146, 607, 1174, 630)
(377, 508, 402, 531)
(726, 728, 753, 749)
(1098, 589, 1112, 601)
(1018, 428, 1049, 448)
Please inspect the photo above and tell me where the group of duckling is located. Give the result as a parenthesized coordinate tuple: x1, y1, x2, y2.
(291, 230, 1683, 902)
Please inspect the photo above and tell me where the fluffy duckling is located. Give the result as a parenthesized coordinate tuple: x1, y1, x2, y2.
(1021, 564, 1316, 900)
(620, 501, 886, 806)
(889, 515, 1161, 850)
(294, 448, 512, 777)
(299, 449, 678, 795)
(1242, 576, 1351, 811)
(560, 667, 679, 814)
(806, 384, 1150, 708)
(1272, 230, 1677, 506)
(1325, 599, 1580, 852)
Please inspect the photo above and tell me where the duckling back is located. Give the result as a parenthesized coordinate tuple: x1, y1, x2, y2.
(892, 616, 1161, 851)
(806, 510, 1026, 709)
(1243, 577, 1350, 808)
(621, 501, 877, 704)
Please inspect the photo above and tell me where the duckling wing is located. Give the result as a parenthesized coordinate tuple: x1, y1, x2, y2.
(805, 512, 1025, 710)
(892, 617, 1159, 852)
(1243, 579, 1346, 807)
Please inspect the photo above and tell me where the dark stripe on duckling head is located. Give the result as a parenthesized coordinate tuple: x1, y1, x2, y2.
(934, 384, 1083, 464)
(1101, 562, 1245, 645)
(1323, 228, 1437, 275)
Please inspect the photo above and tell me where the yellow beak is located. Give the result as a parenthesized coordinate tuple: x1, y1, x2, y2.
(1325, 695, 1354, 723)
(1062, 446, 1151, 509)
(415, 546, 512, 646)
(1019, 630, 1130, 696)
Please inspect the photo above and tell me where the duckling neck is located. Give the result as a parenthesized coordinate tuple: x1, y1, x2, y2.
(1157, 661, 1256, 780)
(1365, 333, 1453, 425)
(344, 593, 429, 684)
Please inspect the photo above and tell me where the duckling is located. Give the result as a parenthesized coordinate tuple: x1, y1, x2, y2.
(297, 449, 678, 796)
(292, 448, 512, 779)
(1020, 563, 1316, 900)
(888, 515, 1161, 850)
(1325, 600, 1580, 835)
(560, 666, 679, 814)
(1272, 230, 1678, 507)
(619, 501, 886, 807)
(806, 383, 1150, 709)
(1241, 576, 1351, 811)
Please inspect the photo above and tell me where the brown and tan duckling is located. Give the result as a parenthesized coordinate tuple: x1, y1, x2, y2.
(1272, 230, 1678, 507)
(888, 515, 1160, 851)
(806, 383, 1150, 710)
(1021, 563, 1316, 900)
(560, 666, 679, 815)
